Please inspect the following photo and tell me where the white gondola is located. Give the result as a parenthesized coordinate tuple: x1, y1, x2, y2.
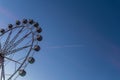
(19, 69, 26, 77)
(0, 29, 5, 34)
(16, 20, 21, 25)
(28, 57, 35, 64)
(8, 24, 13, 29)
(34, 22, 39, 27)
(36, 27, 42, 33)
(37, 35, 42, 41)
(29, 19, 34, 24)
(22, 19, 28, 24)
(34, 45, 40, 51)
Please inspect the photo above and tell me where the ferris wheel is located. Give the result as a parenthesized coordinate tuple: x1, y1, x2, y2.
(0, 19, 42, 80)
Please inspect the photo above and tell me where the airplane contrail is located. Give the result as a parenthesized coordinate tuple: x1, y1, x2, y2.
(45, 44, 85, 49)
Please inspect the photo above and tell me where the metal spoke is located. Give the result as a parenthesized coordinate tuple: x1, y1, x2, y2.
(2, 30, 12, 50)
(7, 45, 31, 55)
(7, 31, 32, 50)
(6, 27, 24, 50)
(4, 53, 15, 66)
(4, 56, 21, 64)
(15, 62, 17, 73)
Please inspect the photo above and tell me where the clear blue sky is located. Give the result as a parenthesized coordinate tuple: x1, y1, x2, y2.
(0, 0, 120, 80)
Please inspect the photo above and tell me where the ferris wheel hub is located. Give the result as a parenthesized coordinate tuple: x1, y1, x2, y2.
(0, 54, 4, 63)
